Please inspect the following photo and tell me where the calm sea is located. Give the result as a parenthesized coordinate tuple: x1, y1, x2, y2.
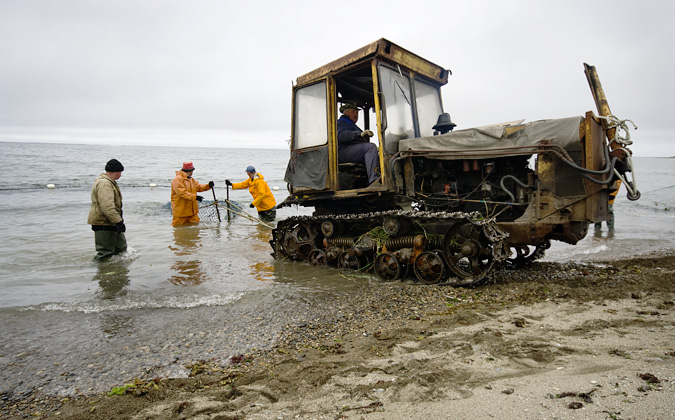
(0, 141, 319, 311)
(0, 141, 673, 396)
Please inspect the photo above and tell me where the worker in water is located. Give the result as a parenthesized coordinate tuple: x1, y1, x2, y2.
(88, 159, 127, 261)
(226, 166, 277, 222)
(337, 102, 380, 185)
(171, 162, 214, 226)
(595, 179, 621, 231)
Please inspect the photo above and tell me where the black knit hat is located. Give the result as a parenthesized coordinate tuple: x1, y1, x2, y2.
(105, 159, 124, 172)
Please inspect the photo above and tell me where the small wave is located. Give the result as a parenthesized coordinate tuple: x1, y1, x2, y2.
(545, 243, 610, 263)
(581, 244, 610, 255)
(0, 185, 85, 191)
(108, 248, 138, 262)
(0, 183, 171, 191)
(24, 292, 244, 314)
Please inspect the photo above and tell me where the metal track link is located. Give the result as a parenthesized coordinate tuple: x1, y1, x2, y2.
(270, 210, 509, 286)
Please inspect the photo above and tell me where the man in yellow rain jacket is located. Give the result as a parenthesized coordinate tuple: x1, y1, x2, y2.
(226, 166, 277, 222)
(171, 162, 214, 226)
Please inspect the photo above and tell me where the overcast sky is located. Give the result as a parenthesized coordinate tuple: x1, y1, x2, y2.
(1, 0, 673, 156)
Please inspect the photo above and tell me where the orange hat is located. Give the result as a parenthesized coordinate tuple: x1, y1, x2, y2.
(182, 162, 195, 171)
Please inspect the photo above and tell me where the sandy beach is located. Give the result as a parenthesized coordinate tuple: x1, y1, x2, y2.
(3, 251, 675, 420)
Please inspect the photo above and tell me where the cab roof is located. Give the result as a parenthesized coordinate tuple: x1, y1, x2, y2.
(296, 38, 450, 86)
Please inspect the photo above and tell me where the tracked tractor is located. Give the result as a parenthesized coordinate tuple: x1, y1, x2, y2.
(271, 38, 639, 285)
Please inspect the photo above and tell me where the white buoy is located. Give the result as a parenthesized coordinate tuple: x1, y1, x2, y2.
(149, 183, 157, 188)
(273, 186, 279, 191)
(46, 184, 55, 189)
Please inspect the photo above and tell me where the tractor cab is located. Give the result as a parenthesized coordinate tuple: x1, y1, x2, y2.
(283, 39, 450, 212)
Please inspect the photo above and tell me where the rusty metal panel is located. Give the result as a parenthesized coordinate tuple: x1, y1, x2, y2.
(584, 63, 617, 143)
(403, 158, 415, 197)
(499, 222, 552, 246)
(327, 78, 338, 190)
(371, 61, 386, 185)
(554, 155, 585, 197)
(296, 39, 448, 86)
(582, 112, 610, 222)
(384, 43, 448, 84)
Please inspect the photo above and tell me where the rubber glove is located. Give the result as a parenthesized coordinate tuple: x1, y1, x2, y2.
(196, 195, 203, 202)
(225, 179, 232, 186)
(116, 222, 126, 233)
(249, 203, 255, 208)
(208, 181, 214, 188)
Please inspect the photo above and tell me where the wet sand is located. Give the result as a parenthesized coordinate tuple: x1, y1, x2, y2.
(2, 250, 675, 419)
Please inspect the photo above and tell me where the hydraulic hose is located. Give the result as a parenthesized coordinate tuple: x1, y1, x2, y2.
(500, 175, 535, 203)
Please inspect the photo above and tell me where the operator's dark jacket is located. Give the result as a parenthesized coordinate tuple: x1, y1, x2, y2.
(336, 114, 380, 184)
(337, 115, 364, 144)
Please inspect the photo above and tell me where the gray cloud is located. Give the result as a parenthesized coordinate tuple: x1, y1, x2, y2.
(1, 0, 673, 155)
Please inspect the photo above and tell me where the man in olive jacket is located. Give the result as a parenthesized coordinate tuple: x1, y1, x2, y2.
(88, 159, 127, 261)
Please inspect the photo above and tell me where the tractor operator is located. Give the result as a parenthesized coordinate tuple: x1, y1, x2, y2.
(336, 102, 380, 185)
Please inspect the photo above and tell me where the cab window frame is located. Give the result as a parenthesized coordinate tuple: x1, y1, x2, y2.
(292, 80, 329, 150)
(412, 78, 444, 138)
(377, 63, 416, 154)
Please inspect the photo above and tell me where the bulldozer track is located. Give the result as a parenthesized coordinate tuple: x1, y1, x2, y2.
(270, 210, 510, 286)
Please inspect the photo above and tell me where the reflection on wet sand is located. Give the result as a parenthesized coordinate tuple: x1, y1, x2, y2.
(593, 228, 615, 239)
(93, 260, 130, 299)
(92, 256, 135, 337)
(249, 261, 275, 282)
(168, 226, 208, 286)
(253, 223, 274, 243)
(249, 224, 276, 282)
(99, 313, 135, 339)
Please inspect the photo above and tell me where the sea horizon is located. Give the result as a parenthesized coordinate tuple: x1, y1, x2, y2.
(0, 126, 290, 150)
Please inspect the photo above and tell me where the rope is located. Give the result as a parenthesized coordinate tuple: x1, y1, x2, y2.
(639, 184, 675, 194)
(220, 200, 275, 229)
(596, 115, 640, 199)
(198, 199, 275, 228)
(597, 114, 637, 148)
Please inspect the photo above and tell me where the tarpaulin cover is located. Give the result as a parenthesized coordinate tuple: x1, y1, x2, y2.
(398, 116, 583, 159)
(284, 146, 328, 190)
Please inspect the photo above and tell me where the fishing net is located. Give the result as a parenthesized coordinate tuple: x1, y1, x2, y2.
(198, 201, 223, 223)
(636, 185, 675, 212)
(198, 200, 275, 228)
